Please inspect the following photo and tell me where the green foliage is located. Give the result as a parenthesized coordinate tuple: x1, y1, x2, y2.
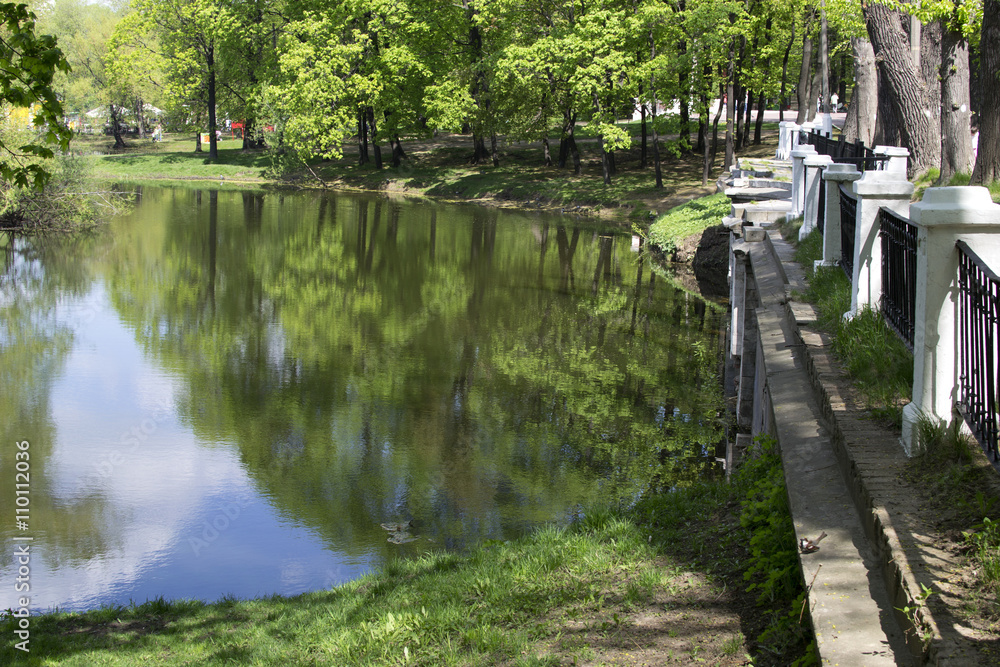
(797, 231, 913, 424)
(0, 154, 131, 232)
(646, 193, 730, 255)
(967, 518, 1000, 598)
(831, 307, 913, 424)
(736, 435, 801, 605)
(0, 2, 73, 188)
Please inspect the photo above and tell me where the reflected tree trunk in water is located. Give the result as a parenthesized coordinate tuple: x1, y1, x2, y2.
(555, 226, 579, 292)
(315, 196, 327, 240)
(630, 237, 644, 335)
(592, 234, 614, 295)
(429, 211, 436, 262)
(537, 223, 549, 289)
(207, 190, 218, 313)
(243, 192, 264, 234)
(356, 200, 368, 279)
(365, 202, 380, 276)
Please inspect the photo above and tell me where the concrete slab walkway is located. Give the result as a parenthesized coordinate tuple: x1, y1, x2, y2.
(724, 158, 1000, 665)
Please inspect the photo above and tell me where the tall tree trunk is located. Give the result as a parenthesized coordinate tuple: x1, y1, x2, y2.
(358, 111, 369, 165)
(134, 97, 147, 139)
(972, 0, 1000, 184)
(796, 34, 814, 124)
(863, 2, 941, 176)
(110, 104, 126, 149)
(753, 90, 765, 144)
(779, 23, 795, 121)
(242, 118, 257, 151)
(367, 107, 383, 169)
(640, 100, 648, 168)
(819, 0, 830, 114)
(922, 19, 943, 157)
(568, 124, 582, 175)
(939, 24, 973, 182)
(651, 104, 663, 188)
(844, 37, 877, 145)
(742, 90, 754, 147)
(207, 44, 218, 161)
(725, 45, 736, 170)
(873, 68, 902, 146)
(708, 86, 725, 184)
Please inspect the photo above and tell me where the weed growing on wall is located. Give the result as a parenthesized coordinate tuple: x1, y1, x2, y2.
(734, 435, 818, 663)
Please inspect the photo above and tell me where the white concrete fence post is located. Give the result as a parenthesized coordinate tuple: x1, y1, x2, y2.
(845, 169, 914, 320)
(790, 144, 817, 218)
(815, 164, 863, 271)
(777, 121, 799, 160)
(901, 187, 1000, 455)
(873, 146, 909, 176)
(799, 154, 834, 241)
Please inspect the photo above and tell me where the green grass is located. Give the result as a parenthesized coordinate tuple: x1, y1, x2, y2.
(0, 457, 814, 666)
(71, 133, 272, 183)
(0, 519, 659, 665)
(794, 228, 913, 425)
(645, 192, 731, 253)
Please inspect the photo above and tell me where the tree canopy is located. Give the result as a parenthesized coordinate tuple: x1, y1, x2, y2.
(22, 0, 996, 184)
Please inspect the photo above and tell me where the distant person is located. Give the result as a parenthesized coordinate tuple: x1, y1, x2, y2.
(831, 93, 839, 112)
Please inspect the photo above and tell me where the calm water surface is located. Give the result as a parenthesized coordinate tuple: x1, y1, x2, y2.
(0, 187, 723, 612)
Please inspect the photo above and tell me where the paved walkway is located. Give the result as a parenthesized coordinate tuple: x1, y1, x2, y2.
(725, 159, 1000, 665)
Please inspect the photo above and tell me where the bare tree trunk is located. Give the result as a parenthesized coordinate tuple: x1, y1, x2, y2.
(753, 90, 765, 144)
(358, 111, 369, 165)
(844, 37, 877, 145)
(367, 107, 383, 169)
(939, 25, 973, 181)
(708, 86, 724, 184)
(207, 45, 218, 161)
(725, 44, 736, 170)
(863, 2, 941, 176)
(779, 23, 795, 122)
(873, 68, 902, 146)
(972, 0, 1000, 183)
(796, 34, 814, 124)
(640, 99, 648, 168)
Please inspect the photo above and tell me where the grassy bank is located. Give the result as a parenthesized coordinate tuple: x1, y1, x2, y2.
(646, 192, 731, 253)
(1, 439, 814, 666)
(70, 128, 780, 222)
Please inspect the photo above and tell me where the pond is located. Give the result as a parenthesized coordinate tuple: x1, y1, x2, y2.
(0, 187, 723, 613)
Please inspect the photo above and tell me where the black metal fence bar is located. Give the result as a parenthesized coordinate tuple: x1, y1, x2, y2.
(804, 130, 888, 172)
(957, 240, 1000, 467)
(817, 175, 826, 234)
(878, 207, 917, 350)
(839, 183, 857, 279)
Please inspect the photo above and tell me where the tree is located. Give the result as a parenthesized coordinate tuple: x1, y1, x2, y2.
(35, 0, 120, 115)
(972, 0, 1000, 183)
(862, 1, 941, 176)
(843, 36, 877, 145)
(133, 0, 233, 160)
(0, 2, 73, 188)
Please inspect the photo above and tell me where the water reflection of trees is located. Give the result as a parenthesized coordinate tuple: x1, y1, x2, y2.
(0, 232, 126, 567)
(102, 189, 724, 555)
